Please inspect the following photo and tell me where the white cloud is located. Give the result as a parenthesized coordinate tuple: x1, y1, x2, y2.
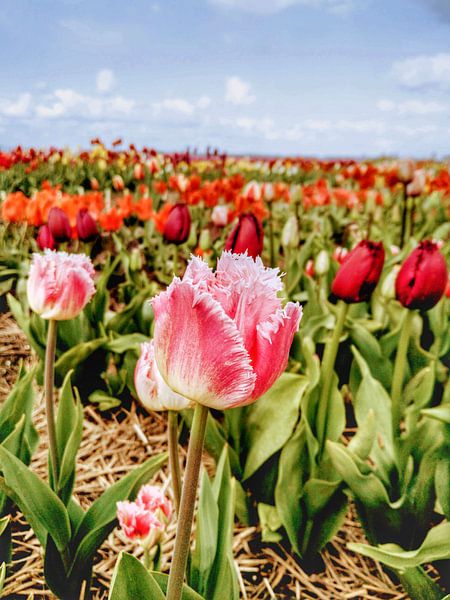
(0, 93, 32, 117)
(377, 98, 446, 115)
(225, 76, 255, 105)
(154, 98, 195, 115)
(96, 69, 116, 93)
(35, 88, 134, 119)
(209, 0, 360, 14)
(197, 95, 212, 109)
(392, 53, 450, 88)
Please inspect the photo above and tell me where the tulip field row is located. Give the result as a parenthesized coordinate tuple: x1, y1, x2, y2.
(0, 142, 449, 599)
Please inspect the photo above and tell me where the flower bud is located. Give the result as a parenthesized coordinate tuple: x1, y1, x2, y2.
(395, 241, 447, 310)
(36, 224, 56, 250)
(134, 163, 145, 180)
(211, 205, 229, 227)
(134, 342, 191, 411)
(381, 265, 400, 300)
(331, 240, 385, 303)
(397, 159, 414, 184)
(48, 207, 71, 242)
(27, 250, 95, 320)
(281, 215, 299, 248)
(224, 213, 264, 258)
(112, 174, 124, 191)
(314, 249, 330, 276)
(76, 208, 98, 242)
(163, 204, 191, 245)
(305, 259, 315, 278)
(116, 500, 161, 541)
(129, 247, 143, 272)
(199, 229, 211, 251)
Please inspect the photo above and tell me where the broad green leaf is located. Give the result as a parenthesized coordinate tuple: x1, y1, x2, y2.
(88, 390, 121, 411)
(69, 452, 167, 576)
(106, 286, 153, 334)
(54, 337, 108, 379)
(0, 363, 37, 447)
(422, 406, 450, 424)
(348, 521, 450, 569)
(151, 572, 205, 599)
(243, 373, 308, 480)
(436, 459, 450, 519)
(258, 503, 283, 543)
(347, 409, 376, 460)
(0, 446, 71, 552)
(7, 294, 44, 358)
(105, 334, 149, 354)
(190, 470, 219, 591)
(109, 553, 165, 600)
(350, 323, 392, 389)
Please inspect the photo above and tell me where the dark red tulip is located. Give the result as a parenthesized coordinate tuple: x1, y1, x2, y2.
(36, 224, 56, 250)
(76, 208, 98, 242)
(48, 207, 71, 242)
(395, 241, 448, 310)
(331, 240, 385, 303)
(224, 213, 264, 258)
(163, 204, 191, 245)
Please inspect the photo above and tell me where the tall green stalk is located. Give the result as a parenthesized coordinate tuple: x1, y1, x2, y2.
(168, 410, 182, 515)
(316, 301, 349, 451)
(166, 403, 209, 600)
(391, 309, 414, 441)
(268, 202, 275, 267)
(45, 319, 59, 485)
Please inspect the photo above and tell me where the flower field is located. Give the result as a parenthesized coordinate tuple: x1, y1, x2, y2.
(0, 141, 449, 600)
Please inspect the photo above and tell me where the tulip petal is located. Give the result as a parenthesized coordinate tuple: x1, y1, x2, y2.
(152, 279, 256, 409)
(250, 302, 302, 401)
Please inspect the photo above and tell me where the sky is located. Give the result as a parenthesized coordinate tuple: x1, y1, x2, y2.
(0, 0, 450, 157)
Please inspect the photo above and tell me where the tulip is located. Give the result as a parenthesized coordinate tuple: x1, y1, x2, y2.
(315, 249, 330, 276)
(397, 159, 414, 183)
(395, 241, 447, 311)
(27, 250, 95, 321)
(117, 500, 162, 541)
(48, 207, 71, 243)
(134, 163, 145, 180)
(160, 252, 302, 600)
(112, 174, 125, 191)
(406, 169, 426, 197)
(224, 214, 264, 259)
(211, 205, 229, 227)
(331, 240, 385, 304)
(76, 208, 98, 242)
(137, 484, 172, 521)
(37, 224, 56, 250)
(281, 215, 299, 248)
(152, 252, 302, 409)
(163, 204, 191, 245)
(135, 342, 190, 412)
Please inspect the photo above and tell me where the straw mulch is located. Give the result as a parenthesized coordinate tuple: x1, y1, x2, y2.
(0, 312, 410, 599)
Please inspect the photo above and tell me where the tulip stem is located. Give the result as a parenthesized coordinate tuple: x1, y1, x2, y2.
(168, 410, 182, 515)
(317, 301, 348, 452)
(391, 309, 413, 441)
(166, 403, 208, 600)
(45, 319, 60, 486)
(268, 203, 275, 267)
(173, 247, 178, 278)
(399, 185, 408, 247)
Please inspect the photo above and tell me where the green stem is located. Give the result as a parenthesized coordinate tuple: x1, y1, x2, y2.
(397, 566, 444, 600)
(45, 319, 60, 486)
(166, 403, 208, 600)
(391, 309, 414, 441)
(399, 185, 408, 247)
(143, 546, 152, 571)
(317, 301, 349, 451)
(173, 247, 178, 278)
(168, 410, 182, 515)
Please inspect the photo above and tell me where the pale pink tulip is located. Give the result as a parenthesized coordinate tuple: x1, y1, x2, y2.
(27, 250, 95, 320)
(134, 342, 191, 411)
(211, 205, 229, 227)
(117, 500, 161, 540)
(152, 252, 302, 409)
(137, 484, 172, 521)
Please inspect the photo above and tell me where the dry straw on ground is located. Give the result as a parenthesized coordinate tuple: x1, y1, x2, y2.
(0, 312, 409, 599)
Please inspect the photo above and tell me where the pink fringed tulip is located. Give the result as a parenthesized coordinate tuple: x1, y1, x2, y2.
(137, 484, 172, 521)
(135, 342, 191, 411)
(152, 252, 302, 410)
(117, 500, 161, 541)
(27, 250, 95, 320)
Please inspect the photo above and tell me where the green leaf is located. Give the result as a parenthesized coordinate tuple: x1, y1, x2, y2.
(69, 452, 167, 577)
(0, 446, 71, 552)
(0, 363, 37, 447)
(151, 572, 205, 599)
(421, 406, 450, 425)
(7, 294, 45, 358)
(55, 372, 84, 504)
(0, 561, 6, 593)
(0, 516, 10, 538)
(54, 337, 108, 380)
(109, 552, 165, 600)
(88, 390, 121, 411)
(106, 286, 153, 334)
(190, 470, 219, 591)
(243, 373, 308, 480)
(258, 503, 283, 543)
(349, 323, 392, 390)
(348, 521, 450, 569)
(436, 458, 450, 519)
(105, 333, 149, 354)
(347, 409, 376, 460)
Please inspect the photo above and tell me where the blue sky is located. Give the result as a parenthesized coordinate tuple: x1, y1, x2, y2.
(1, 0, 450, 156)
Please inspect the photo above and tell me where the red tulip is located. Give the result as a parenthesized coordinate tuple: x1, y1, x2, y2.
(76, 208, 98, 242)
(36, 224, 56, 250)
(224, 214, 264, 258)
(331, 240, 385, 303)
(163, 204, 191, 245)
(47, 207, 71, 242)
(395, 241, 448, 310)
